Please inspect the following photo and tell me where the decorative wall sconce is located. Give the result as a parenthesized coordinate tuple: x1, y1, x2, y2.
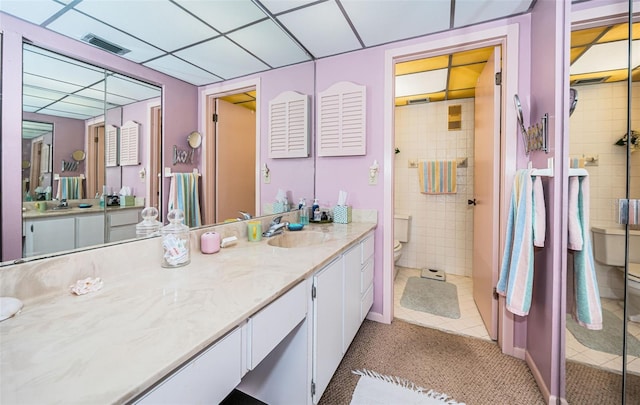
(262, 163, 271, 184)
(369, 160, 379, 185)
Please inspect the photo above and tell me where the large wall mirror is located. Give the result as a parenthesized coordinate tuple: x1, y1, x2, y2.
(21, 43, 162, 258)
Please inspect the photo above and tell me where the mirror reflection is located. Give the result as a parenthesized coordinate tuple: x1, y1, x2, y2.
(21, 43, 162, 258)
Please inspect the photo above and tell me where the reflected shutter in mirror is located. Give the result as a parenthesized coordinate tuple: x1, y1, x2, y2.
(119, 121, 140, 166)
(105, 125, 118, 167)
(268, 91, 310, 158)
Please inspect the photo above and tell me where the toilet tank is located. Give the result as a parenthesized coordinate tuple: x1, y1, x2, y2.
(394, 213, 411, 243)
(592, 227, 640, 266)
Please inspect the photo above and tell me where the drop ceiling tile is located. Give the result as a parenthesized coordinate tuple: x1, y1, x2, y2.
(447, 89, 475, 99)
(277, 1, 361, 58)
(144, 55, 222, 86)
(75, 0, 217, 51)
(106, 74, 161, 101)
(175, 37, 269, 79)
(571, 40, 640, 75)
(0, 1, 64, 25)
(454, 0, 531, 28)
(228, 20, 310, 67)
(60, 94, 105, 110)
(39, 105, 98, 119)
(174, 0, 265, 33)
(449, 64, 485, 90)
(395, 69, 447, 97)
(261, 0, 318, 15)
(600, 23, 640, 43)
(571, 27, 607, 47)
(341, 0, 450, 46)
(451, 47, 494, 66)
(396, 56, 450, 76)
(23, 73, 83, 95)
(22, 93, 59, 109)
(46, 10, 165, 63)
(570, 47, 586, 64)
(24, 46, 105, 87)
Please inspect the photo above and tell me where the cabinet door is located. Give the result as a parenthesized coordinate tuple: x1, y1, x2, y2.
(313, 257, 343, 404)
(24, 217, 75, 257)
(76, 214, 105, 248)
(136, 328, 242, 404)
(343, 244, 362, 353)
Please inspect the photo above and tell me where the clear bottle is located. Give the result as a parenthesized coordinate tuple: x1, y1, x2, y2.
(161, 209, 190, 268)
(299, 198, 309, 225)
(312, 198, 320, 222)
(136, 207, 162, 238)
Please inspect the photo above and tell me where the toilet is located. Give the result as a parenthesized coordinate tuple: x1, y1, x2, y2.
(592, 226, 640, 321)
(394, 213, 411, 279)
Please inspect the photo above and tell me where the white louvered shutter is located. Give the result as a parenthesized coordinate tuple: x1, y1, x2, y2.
(119, 121, 140, 166)
(268, 91, 310, 158)
(105, 125, 118, 167)
(317, 81, 366, 157)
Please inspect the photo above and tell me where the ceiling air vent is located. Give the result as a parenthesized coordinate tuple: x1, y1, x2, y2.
(81, 33, 130, 56)
(407, 98, 430, 104)
(571, 77, 609, 86)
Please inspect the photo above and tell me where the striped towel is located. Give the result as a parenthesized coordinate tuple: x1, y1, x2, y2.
(168, 173, 202, 228)
(496, 170, 546, 316)
(568, 175, 602, 330)
(418, 160, 457, 194)
(56, 176, 83, 200)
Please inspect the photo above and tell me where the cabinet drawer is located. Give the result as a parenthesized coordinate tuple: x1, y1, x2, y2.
(109, 209, 140, 226)
(361, 234, 374, 264)
(361, 258, 374, 294)
(136, 327, 242, 404)
(360, 284, 374, 322)
(248, 281, 307, 370)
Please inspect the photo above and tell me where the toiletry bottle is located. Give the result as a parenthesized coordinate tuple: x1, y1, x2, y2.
(312, 198, 320, 221)
(161, 209, 190, 268)
(299, 198, 309, 225)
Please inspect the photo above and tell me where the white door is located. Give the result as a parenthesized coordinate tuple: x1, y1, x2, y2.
(473, 46, 501, 341)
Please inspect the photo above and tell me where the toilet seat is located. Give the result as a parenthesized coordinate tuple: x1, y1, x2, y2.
(394, 240, 401, 251)
(618, 263, 640, 287)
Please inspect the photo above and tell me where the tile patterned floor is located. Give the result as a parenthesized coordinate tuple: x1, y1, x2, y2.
(394, 266, 640, 375)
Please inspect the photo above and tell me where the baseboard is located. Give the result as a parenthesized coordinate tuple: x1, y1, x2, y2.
(365, 311, 388, 324)
(513, 346, 526, 360)
(525, 350, 553, 404)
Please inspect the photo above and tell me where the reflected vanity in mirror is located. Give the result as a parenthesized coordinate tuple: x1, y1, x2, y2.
(20, 43, 162, 258)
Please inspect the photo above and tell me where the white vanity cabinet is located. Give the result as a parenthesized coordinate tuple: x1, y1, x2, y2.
(24, 217, 75, 257)
(76, 213, 105, 248)
(107, 208, 142, 242)
(135, 327, 244, 405)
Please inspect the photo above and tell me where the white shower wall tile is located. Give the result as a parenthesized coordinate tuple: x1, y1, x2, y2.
(394, 100, 475, 277)
(570, 81, 640, 230)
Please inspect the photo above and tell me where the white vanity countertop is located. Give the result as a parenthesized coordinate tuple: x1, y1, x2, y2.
(0, 221, 376, 404)
(22, 203, 144, 219)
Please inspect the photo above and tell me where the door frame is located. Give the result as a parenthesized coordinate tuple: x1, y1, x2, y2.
(200, 78, 261, 224)
(381, 23, 519, 355)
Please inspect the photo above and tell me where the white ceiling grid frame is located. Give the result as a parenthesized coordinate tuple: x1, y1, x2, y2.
(317, 81, 366, 157)
(340, 0, 451, 47)
(46, 10, 165, 63)
(174, 0, 266, 33)
(453, 0, 532, 27)
(227, 20, 311, 68)
(260, 0, 318, 15)
(276, 1, 362, 58)
(175, 36, 269, 79)
(144, 54, 222, 86)
(75, 0, 217, 52)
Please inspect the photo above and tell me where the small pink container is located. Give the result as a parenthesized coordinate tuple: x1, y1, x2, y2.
(201, 232, 221, 254)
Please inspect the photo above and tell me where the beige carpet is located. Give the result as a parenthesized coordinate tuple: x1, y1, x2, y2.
(319, 319, 640, 405)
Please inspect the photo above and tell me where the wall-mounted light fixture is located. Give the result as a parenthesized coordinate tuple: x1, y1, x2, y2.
(262, 163, 271, 184)
(369, 160, 379, 185)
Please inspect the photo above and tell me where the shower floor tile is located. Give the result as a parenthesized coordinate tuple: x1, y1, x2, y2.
(393, 266, 490, 341)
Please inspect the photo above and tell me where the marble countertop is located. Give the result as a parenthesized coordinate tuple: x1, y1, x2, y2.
(0, 221, 376, 404)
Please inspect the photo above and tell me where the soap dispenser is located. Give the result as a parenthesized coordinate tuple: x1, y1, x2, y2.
(161, 209, 190, 268)
(312, 198, 320, 222)
(299, 198, 309, 225)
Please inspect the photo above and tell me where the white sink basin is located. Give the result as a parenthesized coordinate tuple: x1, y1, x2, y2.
(267, 231, 330, 248)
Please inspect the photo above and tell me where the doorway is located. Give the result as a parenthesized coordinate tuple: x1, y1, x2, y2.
(86, 122, 105, 199)
(391, 45, 501, 341)
(382, 24, 519, 353)
(203, 85, 258, 224)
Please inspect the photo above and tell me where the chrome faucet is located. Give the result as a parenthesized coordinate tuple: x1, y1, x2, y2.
(238, 211, 252, 220)
(263, 215, 288, 237)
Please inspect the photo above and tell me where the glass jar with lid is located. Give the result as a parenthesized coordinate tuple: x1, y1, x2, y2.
(136, 207, 162, 238)
(161, 209, 190, 268)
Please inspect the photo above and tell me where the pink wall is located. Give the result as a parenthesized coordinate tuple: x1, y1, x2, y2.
(1, 13, 198, 261)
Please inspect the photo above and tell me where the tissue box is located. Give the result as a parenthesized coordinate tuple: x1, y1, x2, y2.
(333, 205, 352, 224)
(273, 202, 287, 214)
(120, 196, 135, 207)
